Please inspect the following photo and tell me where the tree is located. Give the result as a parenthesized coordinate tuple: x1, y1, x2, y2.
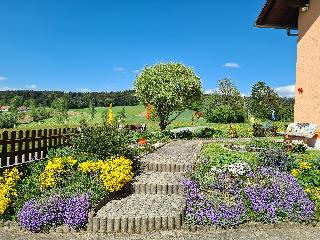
(249, 81, 280, 120)
(217, 78, 244, 109)
(10, 96, 24, 112)
(89, 99, 96, 120)
(52, 97, 69, 122)
(104, 97, 113, 107)
(134, 62, 202, 130)
(204, 78, 246, 123)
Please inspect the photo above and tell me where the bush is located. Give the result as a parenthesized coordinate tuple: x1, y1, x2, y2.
(194, 128, 223, 139)
(205, 105, 246, 123)
(246, 139, 283, 150)
(70, 125, 133, 160)
(252, 123, 266, 137)
(257, 149, 293, 171)
(31, 107, 52, 122)
(0, 112, 17, 129)
(173, 130, 193, 139)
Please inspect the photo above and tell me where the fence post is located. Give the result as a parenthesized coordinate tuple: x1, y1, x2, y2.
(31, 130, 36, 160)
(24, 130, 30, 163)
(37, 129, 42, 159)
(43, 129, 48, 158)
(17, 130, 23, 164)
(1, 131, 8, 168)
(9, 131, 16, 166)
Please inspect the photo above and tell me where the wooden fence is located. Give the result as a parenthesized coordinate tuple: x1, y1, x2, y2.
(0, 127, 77, 168)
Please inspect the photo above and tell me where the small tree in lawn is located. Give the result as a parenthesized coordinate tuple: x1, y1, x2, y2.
(52, 97, 69, 123)
(134, 62, 202, 131)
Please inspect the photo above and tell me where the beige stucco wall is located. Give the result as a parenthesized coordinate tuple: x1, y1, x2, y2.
(295, 0, 320, 125)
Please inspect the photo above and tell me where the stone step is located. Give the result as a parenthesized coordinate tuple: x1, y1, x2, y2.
(90, 194, 185, 233)
(143, 161, 192, 173)
(133, 172, 185, 195)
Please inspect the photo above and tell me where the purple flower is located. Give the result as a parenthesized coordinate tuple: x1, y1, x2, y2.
(183, 167, 315, 227)
(18, 193, 91, 232)
(63, 193, 91, 229)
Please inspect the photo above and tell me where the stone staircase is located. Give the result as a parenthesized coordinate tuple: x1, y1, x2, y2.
(89, 140, 203, 234)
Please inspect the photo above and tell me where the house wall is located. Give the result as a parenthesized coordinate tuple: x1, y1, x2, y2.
(295, 0, 320, 125)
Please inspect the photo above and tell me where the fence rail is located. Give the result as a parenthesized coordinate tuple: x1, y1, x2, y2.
(0, 127, 77, 168)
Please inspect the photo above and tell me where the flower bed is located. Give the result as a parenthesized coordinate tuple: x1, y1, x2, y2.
(184, 141, 320, 228)
(0, 123, 172, 232)
(11, 154, 134, 232)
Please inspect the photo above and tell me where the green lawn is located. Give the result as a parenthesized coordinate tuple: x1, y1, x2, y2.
(1, 105, 207, 133)
(0, 105, 288, 134)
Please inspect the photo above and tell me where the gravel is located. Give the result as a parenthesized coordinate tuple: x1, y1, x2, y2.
(95, 194, 185, 218)
(141, 140, 202, 165)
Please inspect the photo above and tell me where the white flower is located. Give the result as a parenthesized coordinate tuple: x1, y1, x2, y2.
(226, 161, 251, 176)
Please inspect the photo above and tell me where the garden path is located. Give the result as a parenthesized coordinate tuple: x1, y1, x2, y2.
(90, 140, 203, 234)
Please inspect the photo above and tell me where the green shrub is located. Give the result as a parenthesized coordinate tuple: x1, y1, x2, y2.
(257, 149, 293, 171)
(31, 107, 52, 122)
(0, 112, 17, 129)
(246, 139, 283, 150)
(205, 105, 246, 123)
(70, 124, 133, 160)
(252, 123, 266, 137)
(174, 130, 193, 139)
(194, 128, 223, 139)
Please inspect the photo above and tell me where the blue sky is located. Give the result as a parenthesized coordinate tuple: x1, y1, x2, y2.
(0, 0, 297, 96)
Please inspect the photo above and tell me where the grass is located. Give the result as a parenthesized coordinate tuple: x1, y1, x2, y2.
(1, 105, 207, 133)
(0, 105, 288, 138)
(201, 142, 258, 168)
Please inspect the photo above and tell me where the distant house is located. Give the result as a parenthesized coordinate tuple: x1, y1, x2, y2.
(17, 106, 28, 113)
(256, 0, 320, 125)
(0, 106, 10, 112)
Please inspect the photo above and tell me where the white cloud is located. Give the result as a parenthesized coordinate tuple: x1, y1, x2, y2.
(223, 63, 240, 68)
(133, 69, 140, 74)
(114, 67, 125, 73)
(0, 76, 7, 81)
(275, 84, 295, 97)
(0, 86, 14, 91)
(26, 84, 37, 89)
(80, 88, 91, 93)
(204, 88, 218, 94)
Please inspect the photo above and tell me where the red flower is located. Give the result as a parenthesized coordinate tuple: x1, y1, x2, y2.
(138, 138, 147, 145)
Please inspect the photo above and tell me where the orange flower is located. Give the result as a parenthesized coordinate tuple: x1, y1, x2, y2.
(146, 103, 153, 120)
(138, 138, 147, 145)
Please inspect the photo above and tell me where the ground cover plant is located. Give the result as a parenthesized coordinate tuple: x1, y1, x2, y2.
(184, 140, 320, 228)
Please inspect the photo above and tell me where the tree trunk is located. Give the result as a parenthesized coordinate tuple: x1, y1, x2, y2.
(159, 119, 167, 131)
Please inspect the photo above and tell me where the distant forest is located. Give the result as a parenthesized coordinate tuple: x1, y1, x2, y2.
(0, 90, 139, 108)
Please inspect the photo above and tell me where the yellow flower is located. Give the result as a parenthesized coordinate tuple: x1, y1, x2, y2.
(0, 167, 22, 215)
(299, 161, 312, 170)
(66, 156, 77, 166)
(305, 188, 311, 193)
(39, 156, 77, 190)
(99, 156, 133, 192)
(79, 160, 103, 173)
(108, 103, 113, 125)
(291, 168, 300, 177)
